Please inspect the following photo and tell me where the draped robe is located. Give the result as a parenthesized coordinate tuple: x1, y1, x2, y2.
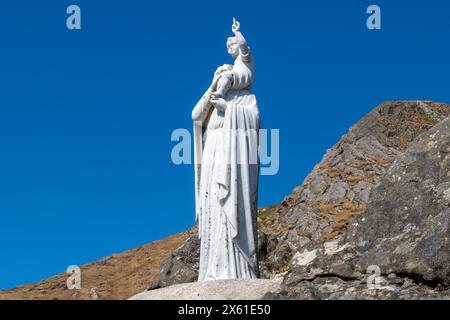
(192, 85, 261, 281)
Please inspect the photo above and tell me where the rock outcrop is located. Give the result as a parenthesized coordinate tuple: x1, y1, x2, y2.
(273, 114, 450, 299)
(264, 101, 450, 276)
(148, 228, 201, 290)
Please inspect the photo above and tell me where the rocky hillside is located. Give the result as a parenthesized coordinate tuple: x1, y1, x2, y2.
(264, 100, 450, 276)
(1, 100, 449, 300)
(273, 107, 450, 299)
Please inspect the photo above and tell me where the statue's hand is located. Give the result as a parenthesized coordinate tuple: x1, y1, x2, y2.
(232, 17, 240, 33)
(210, 96, 227, 112)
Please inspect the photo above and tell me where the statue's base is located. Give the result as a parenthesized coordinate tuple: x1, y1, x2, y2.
(128, 278, 282, 300)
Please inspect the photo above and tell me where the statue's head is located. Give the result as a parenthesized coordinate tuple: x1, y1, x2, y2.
(227, 36, 239, 58)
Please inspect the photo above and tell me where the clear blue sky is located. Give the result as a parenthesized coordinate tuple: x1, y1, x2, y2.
(1, 0, 450, 289)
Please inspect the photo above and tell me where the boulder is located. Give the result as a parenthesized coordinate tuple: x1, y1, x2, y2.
(276, 114, 450, 299)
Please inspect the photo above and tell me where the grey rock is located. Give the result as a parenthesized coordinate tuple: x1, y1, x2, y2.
(266, 101, 450, 276)
(351, 115, 450, 286)
(157, 227, 272, 286)
(323, 182, 349, 202)
(131, 278, 283, 300)
(278, 114, 450, 299)
(157, 228, 201, 288)
(266, 276, 450, 300)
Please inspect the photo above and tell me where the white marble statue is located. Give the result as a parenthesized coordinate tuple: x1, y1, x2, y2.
(192, 18, 261, 281)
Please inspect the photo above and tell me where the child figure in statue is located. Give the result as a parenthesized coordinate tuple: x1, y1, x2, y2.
(210, 18, 255, 105)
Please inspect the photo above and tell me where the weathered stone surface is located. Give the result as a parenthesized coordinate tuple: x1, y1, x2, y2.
(131, 278, 283, 300)
(264, 101, 450, 276)
(276, 114, 450, 299)
(264, 276, 450, 300)
(352, 114, 450, 284)
(156, 228, 201, 288)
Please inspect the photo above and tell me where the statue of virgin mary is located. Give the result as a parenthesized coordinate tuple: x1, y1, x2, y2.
(191, 18, 261, 281)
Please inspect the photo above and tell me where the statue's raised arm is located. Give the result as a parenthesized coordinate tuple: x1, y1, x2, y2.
(231, 18, 249, 55)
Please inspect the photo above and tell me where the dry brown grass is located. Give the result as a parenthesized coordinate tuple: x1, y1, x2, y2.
(345, 174, 372, 182)
(0, 232, 189, 300)
(318, 198, 367, 236)
(350, 156, 391, 169)
(327, 169, 342, 178)
(296, 230, 312, 238)
(349, 159, 373, 168)
(326, 168, 375, 183)
(258, 205, 293, 236)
